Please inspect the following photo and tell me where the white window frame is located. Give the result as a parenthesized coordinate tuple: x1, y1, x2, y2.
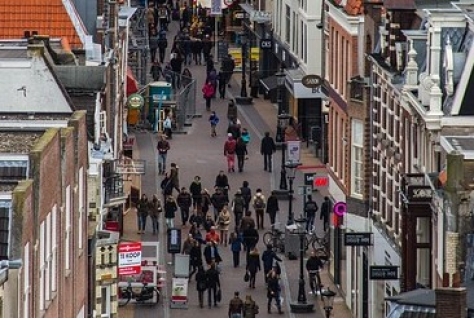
(351, 119, 364, 197)
(23, 242, 30, 318)
(101, 286, 111, 317)
(78, 167, 84, 250)
(52, 206, 57, 292)
(46, 213, 51, 302)
(65, 185, 71, 271)
(39, 221, 45, 311)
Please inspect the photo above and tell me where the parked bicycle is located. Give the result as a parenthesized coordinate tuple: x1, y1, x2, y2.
(118, 281, 160, 307)
(304, 227, 330, 253)
(263, 223, 285, 253)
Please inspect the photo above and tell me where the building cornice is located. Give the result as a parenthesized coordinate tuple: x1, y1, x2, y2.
(327, 1, 364, 36)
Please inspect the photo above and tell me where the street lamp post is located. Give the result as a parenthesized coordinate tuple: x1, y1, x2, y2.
(275, 67, 286, 145)
(278, 113, 290, 191)
(234, 27, 253, 105)
(321, 288, 337, 318)
(285, 162, 301, 225)
(290, 217, 314, 313)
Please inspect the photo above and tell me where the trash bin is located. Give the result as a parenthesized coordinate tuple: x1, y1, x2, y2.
(285, 224, 300, 259)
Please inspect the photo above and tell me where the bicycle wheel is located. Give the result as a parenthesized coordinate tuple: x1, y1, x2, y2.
(118, 292, 132, 307)
(303, 236, 309, 251)
(263, 232, 273, 245)
(311, 237, 325, 251)
(274, 237, 284, 253)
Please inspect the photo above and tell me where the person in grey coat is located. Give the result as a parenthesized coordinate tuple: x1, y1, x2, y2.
(149, 28, 159, 63)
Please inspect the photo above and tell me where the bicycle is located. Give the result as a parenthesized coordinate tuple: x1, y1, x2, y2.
(263, 223, 285, 253)
(308, 248, 330, 298)
(118, 281, 160, 307)
(304, 228, 330, 253)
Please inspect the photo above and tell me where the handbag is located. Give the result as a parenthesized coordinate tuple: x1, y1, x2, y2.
(216, 287, 222, 303)
(244, 271, 250, 282)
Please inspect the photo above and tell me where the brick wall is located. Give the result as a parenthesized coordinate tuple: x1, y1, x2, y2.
(435, 287, 467, 318)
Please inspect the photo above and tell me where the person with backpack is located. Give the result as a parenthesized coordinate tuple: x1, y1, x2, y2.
(208, 111, 219, 137)
(228, 291, 244, 318)
(252, 189, 266, 230)
(157, 134, 170, 175)
(224, 133, 237, 173)
(232, 190, 246, 231)
(304, 195, 319, 233)
(243, 295, 259, 318)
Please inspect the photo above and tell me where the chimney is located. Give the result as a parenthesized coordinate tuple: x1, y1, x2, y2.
(435, 273, 467, 318)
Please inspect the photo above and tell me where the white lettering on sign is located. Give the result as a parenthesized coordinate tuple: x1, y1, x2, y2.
(312, 87, 321, 94)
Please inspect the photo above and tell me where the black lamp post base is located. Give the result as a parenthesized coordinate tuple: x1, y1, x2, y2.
(289, 301, 315, 313)
(234, 96, 253, 105)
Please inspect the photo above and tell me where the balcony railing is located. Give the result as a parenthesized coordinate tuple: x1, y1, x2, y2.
(104, 174, 125, 205)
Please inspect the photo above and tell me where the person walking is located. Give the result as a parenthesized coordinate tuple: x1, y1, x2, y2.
(158, 34, 168, 63)
(164, 195, 177, 228)
(157, 134, 170, 175)
(262, 244, 282, 283)
(267, 269, 284, 314)
(189, 240, 203, 281)
(192, 38, 203, 65)
(231, 190, 245, 232)
(260, 132, 276, 172)
(136, 194, 150, 234)
(304, 195, 319, 232)
(169, 162, 180, 193)
(229, 232, 243, 267)
(306, 249, 325, 295)
(218, 69, 227, 99)
(242, 224, 259, 264)
(246, 247, 261, 289)
(177, 187, 192, 227)
(150, 194, 162, 234)
(320, 196, 332, 232)
(243, 295, 259, 318)
(240, 181, 252, 213)
(202, 80, 215, 112)
(227, 100, 238, 124)
(182, 234, 194, 255)
(266, 191, 279, 226)
(224, 133, 237, 173)
(252, 189, 266, 230)
(228, 291, 244, 318)
(150, 61, 164, 81)
(189, 176, 203, 212)
(241, 128, 250, 146)
(170, 53, 184, 89)
(201, 189, 212, 216)
(163, 114, 173, 139)
(202, 35, 213, 63)
(196, 265, 207, 308)
(205, 226, 221, 245)
(208, 111, 219, 137)
(217, 205, 231, 246)
(149, 28, 159, 63)
(211, 187, 228, 222)
(206, 262, 221, 308)
(235, 137, 248, 173)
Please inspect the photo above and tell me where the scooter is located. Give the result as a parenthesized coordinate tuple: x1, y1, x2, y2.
(118, 282, 160, 307)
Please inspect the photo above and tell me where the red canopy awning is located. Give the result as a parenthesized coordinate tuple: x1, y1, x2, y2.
(126, 67, 139, 96)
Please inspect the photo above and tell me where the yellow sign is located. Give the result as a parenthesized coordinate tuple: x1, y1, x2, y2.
(228, 47, 260, 71)
(250, 47, 260, 62)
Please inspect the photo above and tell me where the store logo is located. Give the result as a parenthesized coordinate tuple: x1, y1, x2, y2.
(260, 39, 272, 49)
(302, 74, 322, 89)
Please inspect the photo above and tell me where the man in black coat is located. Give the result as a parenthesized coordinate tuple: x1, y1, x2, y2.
(260, 132, 276, 172)
(242, 225, 259, 264)
(170, 53, 183, 89)
(205, 262, 221, 308)
(192, 39, 203, 65)
(265, 191, 279, 226)
(320, 196, 332, 232)
(158, 35, 168, 64)
(261, 244, 282, 283)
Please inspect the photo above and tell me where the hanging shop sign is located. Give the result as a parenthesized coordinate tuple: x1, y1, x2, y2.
(127, 93, 144, 109)
(344, 232, 373, 246)
(302, 75, 323, 89)
(370, 266, 399, 280)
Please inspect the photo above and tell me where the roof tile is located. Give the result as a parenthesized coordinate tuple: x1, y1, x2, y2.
(0, 0, 83, 48)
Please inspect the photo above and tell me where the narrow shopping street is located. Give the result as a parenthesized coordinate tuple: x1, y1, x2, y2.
(118, 11, 340, 319)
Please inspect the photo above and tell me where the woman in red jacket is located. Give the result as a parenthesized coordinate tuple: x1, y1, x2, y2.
(202, 80, 215, 111)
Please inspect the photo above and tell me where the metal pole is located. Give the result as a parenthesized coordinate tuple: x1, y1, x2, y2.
(297, 232, 307, 303)
(279, 136, 287, 190)
(240, 23, 248, 97)
(287, 176, 294, 225)
(214, 16, 218, 60)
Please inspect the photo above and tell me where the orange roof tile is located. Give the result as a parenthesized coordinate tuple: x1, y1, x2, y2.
(344, 0, 364, 15)
(0, 0, 83, 48)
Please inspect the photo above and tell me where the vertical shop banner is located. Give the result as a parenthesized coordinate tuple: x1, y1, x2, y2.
(287, 140, 301, 164)
(210, 0, 222, 15)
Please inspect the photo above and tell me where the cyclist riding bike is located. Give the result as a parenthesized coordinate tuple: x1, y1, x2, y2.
(306, 250, 325, 295)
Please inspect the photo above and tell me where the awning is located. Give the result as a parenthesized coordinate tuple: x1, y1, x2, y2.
(126, 67, 139, 96)
(259, 75, 278, 93)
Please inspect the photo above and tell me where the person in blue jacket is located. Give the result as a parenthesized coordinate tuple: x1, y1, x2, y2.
(229, 231, 244, 267)
(209, 111, 219, 137)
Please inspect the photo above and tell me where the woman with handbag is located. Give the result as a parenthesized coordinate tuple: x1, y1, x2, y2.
(195, 265, 207, 308)
(246, 247, 261, 289)
(217, 205, 231, 246)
